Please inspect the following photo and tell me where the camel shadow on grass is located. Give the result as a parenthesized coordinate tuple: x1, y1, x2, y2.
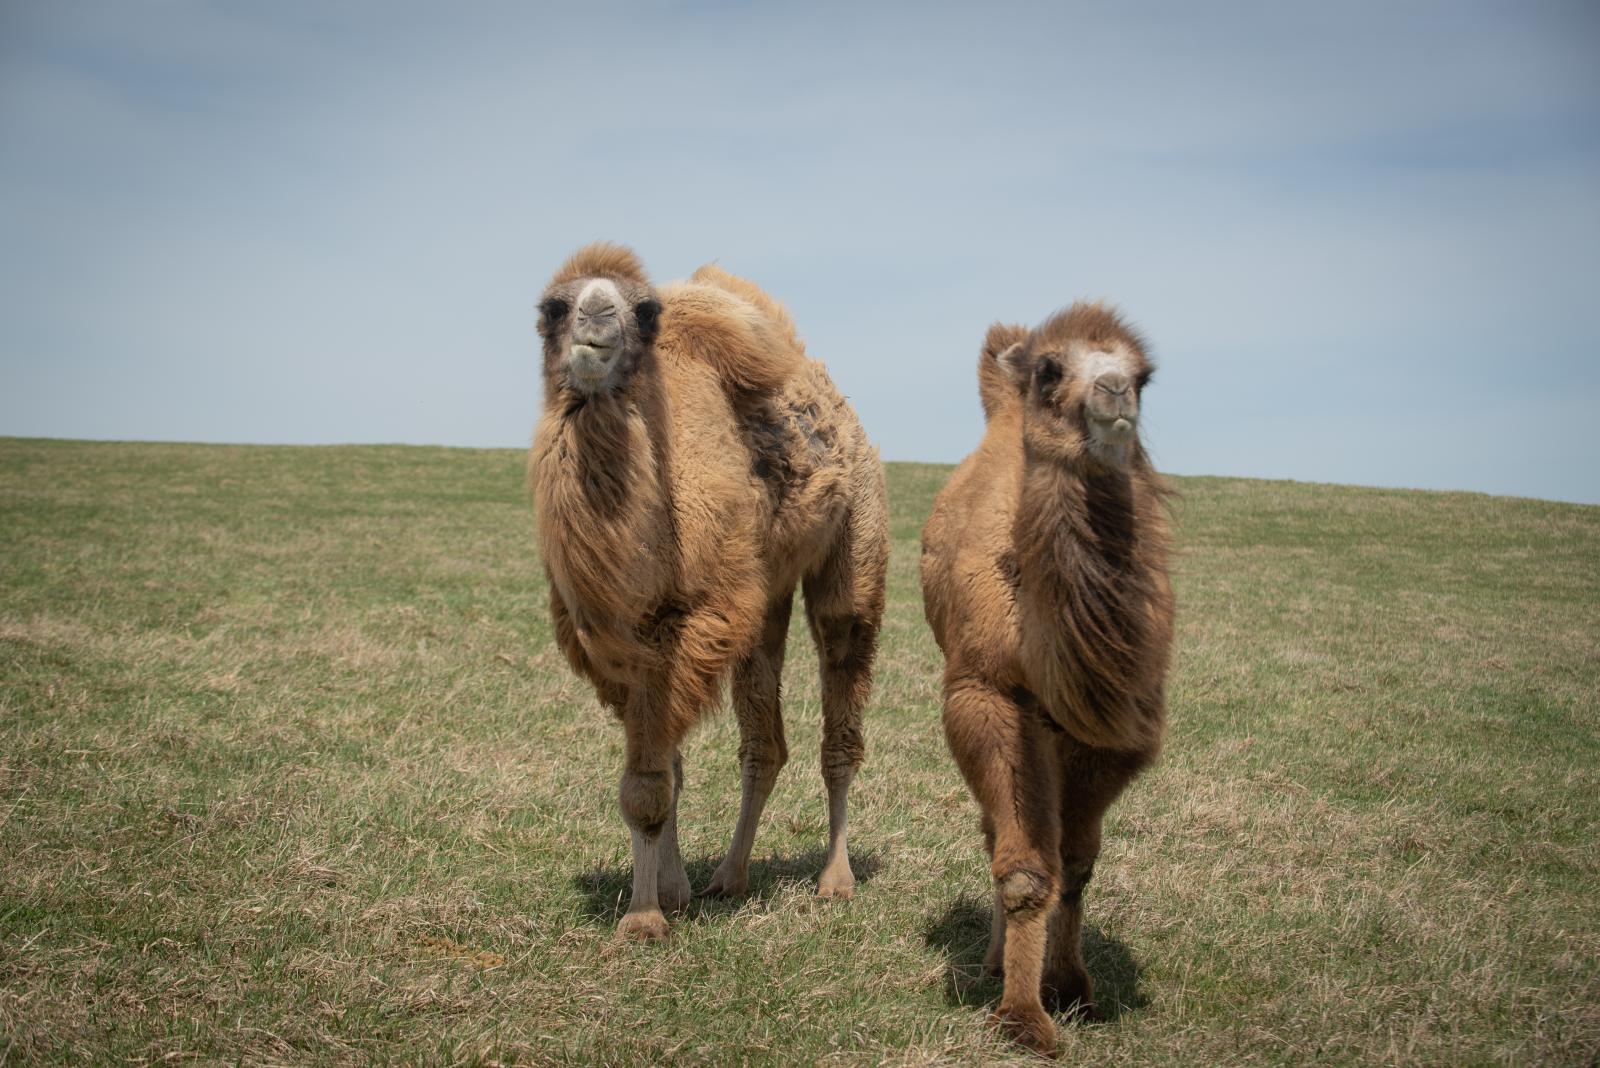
(923, 894, 1149, 1023)
(574, 847, 884, 926)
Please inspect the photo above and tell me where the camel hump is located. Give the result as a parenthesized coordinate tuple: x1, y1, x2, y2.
(688, 264, 805, 353)
(659, 275, 805, 395)
(978, 322, 1029, 420)
(548, 241, 650, 287)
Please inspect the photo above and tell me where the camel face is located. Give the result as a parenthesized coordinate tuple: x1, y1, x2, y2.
(538, 274, 662, 396)
(1005, 332, 1152, 469)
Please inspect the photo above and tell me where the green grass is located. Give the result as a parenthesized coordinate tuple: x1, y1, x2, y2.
(2, 436, 1596, 1066)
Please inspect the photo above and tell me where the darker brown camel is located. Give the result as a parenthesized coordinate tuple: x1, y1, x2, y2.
(529, 243, 888, 940)
(920, 303, 1174, 1052)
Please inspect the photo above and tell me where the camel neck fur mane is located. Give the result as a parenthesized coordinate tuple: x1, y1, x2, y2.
(532, 361, 677, 632)
(1011, 442, 1170, 751)
(541, 357, 668, 512)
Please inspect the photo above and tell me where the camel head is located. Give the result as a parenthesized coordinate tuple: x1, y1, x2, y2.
(996, 302, 1154, 470)
(537, 242, 662, 397)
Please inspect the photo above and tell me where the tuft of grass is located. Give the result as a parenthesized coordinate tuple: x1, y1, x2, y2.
(2, 437, 1597, 1065)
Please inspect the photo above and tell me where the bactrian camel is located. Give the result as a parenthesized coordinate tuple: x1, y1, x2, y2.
(529, 243, 888, 940)
(920, 303, 1174, 1052)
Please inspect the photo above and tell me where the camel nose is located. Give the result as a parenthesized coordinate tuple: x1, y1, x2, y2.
(1095, 372, 1131, 397)
(578, 289, 617, 318)
(1089, 370, 1138, 435)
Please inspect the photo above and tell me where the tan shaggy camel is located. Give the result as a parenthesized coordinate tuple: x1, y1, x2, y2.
(920, 303, 1174, 1052)
(529, 243, 888, 940)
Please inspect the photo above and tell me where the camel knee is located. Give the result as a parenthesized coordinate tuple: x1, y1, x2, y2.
(619, 769, 674, 836)
(1060, 857, 1096, 905)
(996, 867, 1057, 917)
(816, 614, 875, 670)
(813, 613, 851, 658)
(739, 734, 788, 785)
(821, 723, 864, 782)
(821, 711, 865, 782)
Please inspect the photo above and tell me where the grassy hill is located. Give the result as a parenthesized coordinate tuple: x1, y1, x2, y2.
(2, 437, 1596, 1065)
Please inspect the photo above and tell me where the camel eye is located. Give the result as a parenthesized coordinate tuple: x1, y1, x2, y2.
(634, 299, 661, 342)
(1033, 355, 1062, 396)
(1136, 368, 1153, 391)
(539, 298, 570, 329)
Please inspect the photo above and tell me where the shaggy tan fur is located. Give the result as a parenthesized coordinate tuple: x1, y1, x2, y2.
(547, 241, 649, 288)
(921, 301, 1174, 1052)
(529, 243, 888, 941)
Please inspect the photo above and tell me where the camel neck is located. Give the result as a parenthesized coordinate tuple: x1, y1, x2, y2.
(544, 361, 668, 522)
(1009, 446, 1163, 750)
(1015, 450, 1139, 573)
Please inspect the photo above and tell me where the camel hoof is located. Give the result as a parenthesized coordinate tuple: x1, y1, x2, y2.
(658, 869, 692, 914)
(990, 1004, 1057, 1055)
(817, 864, 855, 900)
(1042, 970, 1097, 1020)
(1043, 990, 1102, 1022)
(700, 866, 747, 899)
(615, 910, 670, 942)
(658, 883, 691, 915)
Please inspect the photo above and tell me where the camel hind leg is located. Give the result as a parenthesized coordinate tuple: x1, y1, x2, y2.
(803, 503, 886, 900)
(980, 816, 1007, 977)
(703, 595, 793, 899)
(656, 750, 690, 913)
(1043, 740, 1152, 1018)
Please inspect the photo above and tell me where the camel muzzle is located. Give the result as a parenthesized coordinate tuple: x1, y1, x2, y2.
(1094, 416, 1137, 445)
(568, 342, 616, 387)
(1087, 372, 1138, 443)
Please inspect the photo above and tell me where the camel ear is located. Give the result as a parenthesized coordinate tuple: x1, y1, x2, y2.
(995, 343, 1026, 383)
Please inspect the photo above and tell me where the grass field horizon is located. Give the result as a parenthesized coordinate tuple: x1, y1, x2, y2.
(2, 436, 1596, 1065)
(10, 436, 1594, 510)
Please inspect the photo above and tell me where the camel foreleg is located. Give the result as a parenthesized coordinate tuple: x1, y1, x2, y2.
(943, 675, 1062, 1054)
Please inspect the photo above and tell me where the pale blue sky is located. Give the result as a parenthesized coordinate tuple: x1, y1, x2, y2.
(2, 2, 1597, 502)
